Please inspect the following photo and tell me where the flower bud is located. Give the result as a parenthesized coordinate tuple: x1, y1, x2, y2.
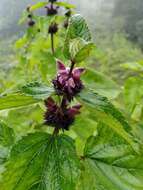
(48, 23, 58, 34)
(45, 4, 58, 16)
(65, 9, 72, 18)
(28, 20, 35, 27)
(49, 0, 57, 3)
(64, 20, 69, 29)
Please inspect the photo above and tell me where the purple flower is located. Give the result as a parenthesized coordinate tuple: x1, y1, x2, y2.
(44, 97, 82, 130)
(53, 60, 85, 101)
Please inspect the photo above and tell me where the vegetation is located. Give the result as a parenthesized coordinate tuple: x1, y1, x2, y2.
(0, 0, 143, 190)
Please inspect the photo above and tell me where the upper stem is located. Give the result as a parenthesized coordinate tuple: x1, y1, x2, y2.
(51, 33, 55, 54)
(68, 60, 75, 78)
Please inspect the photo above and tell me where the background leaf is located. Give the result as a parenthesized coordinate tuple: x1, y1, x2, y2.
(30, 2, 48, 11)
(55, 2, 76, 9)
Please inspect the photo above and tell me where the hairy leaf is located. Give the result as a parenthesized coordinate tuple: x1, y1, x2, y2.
(78, 89, 138, 148)
(0, 94, 39, 111)
(0, 146, 9, 180)
(69, 38, 94, 63)
(83, 68, 120, 99)
(0, 133, 79, 190)
(124, 77, 143, 115)
(74, 42, 94, 63)
(0, 121, 14, 147)
(78, 123, 143, 190)
(20, 82, 54, 99)
(64, 14, 92, 59)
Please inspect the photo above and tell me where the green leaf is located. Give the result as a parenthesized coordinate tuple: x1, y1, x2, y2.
(20, 82, 54, 99)
(19, 10, 29, 25)
(64, 14, 92, 59)
(121, 61, 143, 72)
(0, 83, 54, 111)
(0, 133, 80, 190)
(78, 123, 143, 190)
(0, 121, 14, 147)
(83, 68, 120, 99)
(124, 77, 143, 114)
(69, 38, 94, 63)
(0, 146, 9, 180)
(0, 94, 39, 111)
(78, 89, 138, 148)
(30, 2, 48, 11)
(55, 2, 75, 9)
(74, 42, 94, 63)
(15, 35, 28, 49)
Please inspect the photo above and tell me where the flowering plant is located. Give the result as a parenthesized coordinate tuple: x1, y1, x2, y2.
(0, 1, 143, 190)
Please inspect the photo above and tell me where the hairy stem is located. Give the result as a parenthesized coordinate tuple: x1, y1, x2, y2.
(68, 60, 75, 77)
(53, 127, 59, 136)
(51, 33, 55, 54)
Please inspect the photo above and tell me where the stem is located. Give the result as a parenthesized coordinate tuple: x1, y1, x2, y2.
(68, 60, 75, 78)
(61, 96, 67, 109)
(53, 127, 59, 136)
(51, 33, 55, 54)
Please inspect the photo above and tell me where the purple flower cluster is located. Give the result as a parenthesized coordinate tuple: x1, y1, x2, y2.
(44, 98, 82, 130)
(44, 60, 85, 131)
(53, 60, 85, 101)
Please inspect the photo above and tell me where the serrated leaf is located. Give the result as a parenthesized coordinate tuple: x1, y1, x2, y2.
(69, 38, 94, 63)
(78, 89, 138, 148)
(74, 42, 94, 63)
(83, 68, 120, 99)
(0, 83, 54, 111)
(0, 121, 14, 147)
(20, 82, 54, 99)
(0, 146, 9, 180)
(124, 77, 143, 114)
(0, 94, 39, 111)
(30, 2, 48, 11)
(0, 133, 79, 190)
(55, 2, 75, 9)
(78, 123, 143, 190)
(64, 14, 92, 59)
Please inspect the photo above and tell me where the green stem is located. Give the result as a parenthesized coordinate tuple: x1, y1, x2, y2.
(51, 33, 55, 55)
(53, 127, 59, 136)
